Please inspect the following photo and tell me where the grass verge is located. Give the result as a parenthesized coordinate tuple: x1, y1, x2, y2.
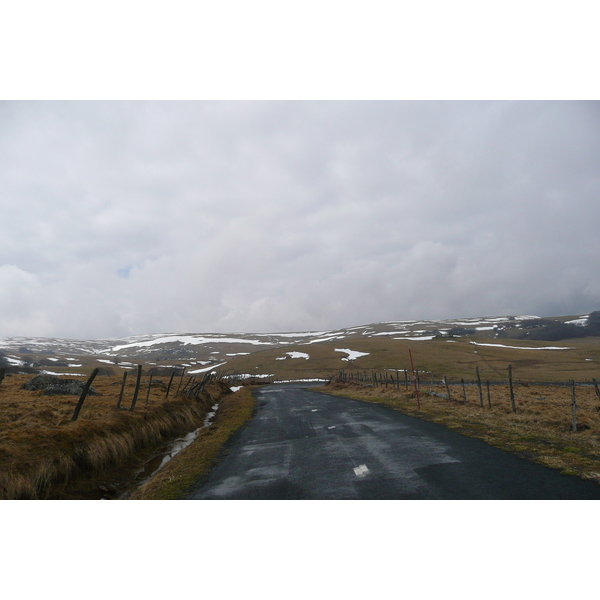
(317, 381, 600, 485)
(0, 373, 230, 499)
(127, 387, 257, 500)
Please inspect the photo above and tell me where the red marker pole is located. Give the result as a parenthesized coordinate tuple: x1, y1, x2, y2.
(408, 347, 421, 409)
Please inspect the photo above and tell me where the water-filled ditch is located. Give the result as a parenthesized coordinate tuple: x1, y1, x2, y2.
(118, 402, 219, 498)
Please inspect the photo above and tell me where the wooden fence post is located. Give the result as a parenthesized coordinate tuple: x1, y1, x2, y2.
(508, 365, 516, 413)
(181, 375, 194, 394)
(71, 368, 100, 422)
(404, 370, 408, 390)
(145, 373, 154, 405)
(116, 371, 127, 409)
(570, 380, 577, 433)
(461, 379, 467, 404)
(593, 378, 600, 402)
(165, 371, 175, 399)
(129, 365, 143, 412)
(175, 367, 186, 396)
(486, 380, 491, 408)
(476, 366, 484, 407)
(443, 376, 452, 401)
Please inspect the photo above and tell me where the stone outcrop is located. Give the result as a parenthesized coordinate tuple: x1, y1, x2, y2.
(22, 374, 98, 396)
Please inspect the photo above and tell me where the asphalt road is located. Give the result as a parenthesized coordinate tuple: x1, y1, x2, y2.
(187, 382, 600, 500)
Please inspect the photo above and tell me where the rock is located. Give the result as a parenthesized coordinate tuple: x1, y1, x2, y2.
(22, 374, 98, 396)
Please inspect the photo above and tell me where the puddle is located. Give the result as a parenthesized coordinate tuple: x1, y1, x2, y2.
(118, 403, 219, 498)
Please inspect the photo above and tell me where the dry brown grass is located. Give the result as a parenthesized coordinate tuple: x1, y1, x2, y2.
(221, 334, 600, 383)
(319, 380, 600, 484)
(0, 372, 229, 499)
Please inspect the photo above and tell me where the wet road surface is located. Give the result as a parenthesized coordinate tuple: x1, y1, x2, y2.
(187, 383, 600, 499)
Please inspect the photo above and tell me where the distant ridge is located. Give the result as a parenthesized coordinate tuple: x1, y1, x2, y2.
(1, 312, 593, 361)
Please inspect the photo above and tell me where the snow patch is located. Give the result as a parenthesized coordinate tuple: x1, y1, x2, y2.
(106, 335, 273, 353)
(187, 362, 227, 374)
(40, 371, 85, 376)
(305, 335, 347, 344)
(469, 342, 574, 350)
(4, 357, 25, 366)
(271, 331, 332, 338)
(566, 318, 588, 326)
(334, 348, 370, 361)
(285, 351, 310, 360)
(273, 378, 329, 383)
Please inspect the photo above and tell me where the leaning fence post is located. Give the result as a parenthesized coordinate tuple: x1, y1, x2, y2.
(116, 371, 127, 409)
(486, 380, 491, 408)
(175, 367, 186, 396)
(71, 368, 100, 422)
(165, 371, 175, 399)
(129, 365, 143, 411)
(570, 380, 577, 433)
(476, 366, 484, 408)
(181, 375, 194, 395)
(508, 365, 516, 413)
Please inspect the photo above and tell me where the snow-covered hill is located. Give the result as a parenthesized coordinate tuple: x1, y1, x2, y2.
(0, 314, 552, 360)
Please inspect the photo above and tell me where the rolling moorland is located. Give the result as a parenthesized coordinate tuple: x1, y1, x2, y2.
(2, 311, 600, 499)
(2, 312, 600, 383)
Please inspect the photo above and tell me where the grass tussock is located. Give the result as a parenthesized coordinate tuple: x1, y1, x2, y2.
(0, 372, 231, 499)
(319, 380, 600, 485)
(129, 387, 257, 500)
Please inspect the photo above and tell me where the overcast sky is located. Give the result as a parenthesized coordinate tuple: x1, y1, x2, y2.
(1, 100, 599, 339)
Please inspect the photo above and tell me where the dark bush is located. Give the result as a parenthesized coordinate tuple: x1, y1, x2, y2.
(519, 322, 587, 341)
(519, 319, 554, 329)
(588, 311, 600, 324)
(587, 311, 600, 335)
(448, 327, 476, 337)
(37, 359, 69, 367)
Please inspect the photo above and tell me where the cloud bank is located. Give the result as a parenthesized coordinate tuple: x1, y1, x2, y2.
(1, 101, 599, 339)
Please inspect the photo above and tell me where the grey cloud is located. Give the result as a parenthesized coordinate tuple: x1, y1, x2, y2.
(1, 101, 599, 339)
